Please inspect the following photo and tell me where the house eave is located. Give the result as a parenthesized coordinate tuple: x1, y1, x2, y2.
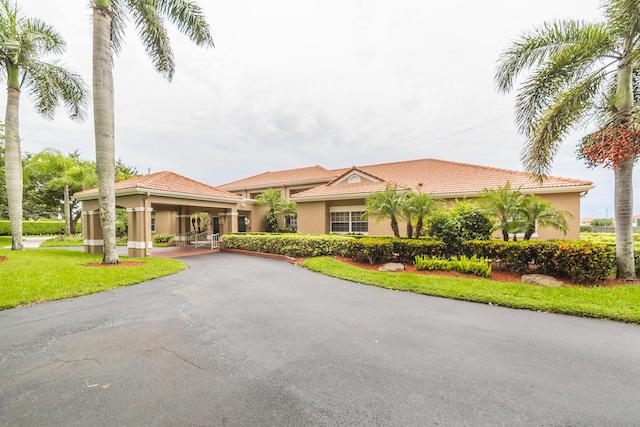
(74, 187, 242, 204)
(292, 184, 596, 203)
(222, 178, 335, 192)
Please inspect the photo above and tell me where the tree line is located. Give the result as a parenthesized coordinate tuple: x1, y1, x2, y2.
(0, 145, 139, 235)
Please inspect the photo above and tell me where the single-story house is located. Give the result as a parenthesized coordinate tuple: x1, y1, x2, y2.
(75, 158, 594, 256)
(220, 158, 593, 240)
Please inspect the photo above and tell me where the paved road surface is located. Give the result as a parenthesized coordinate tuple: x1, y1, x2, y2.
(1, 253, 639, 426)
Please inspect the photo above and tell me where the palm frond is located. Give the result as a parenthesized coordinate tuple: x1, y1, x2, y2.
(126, 0, 174, 80)
(110, 0, 128, 57)
(522, 74, 606, 177)
(604, 0, 640, 37)
(158, 0, 214, 48)
(23, 60, 88, 121)
(495, 20, 610, 93)
(510, 24, 615, 136)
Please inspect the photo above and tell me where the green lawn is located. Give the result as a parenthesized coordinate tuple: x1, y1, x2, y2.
(0, 249, 186, 310)
(301, 257, 640, 324)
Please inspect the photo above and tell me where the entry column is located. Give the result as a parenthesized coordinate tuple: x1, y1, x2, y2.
(82, 210, 104, 254)
(127, 207, 153, 257)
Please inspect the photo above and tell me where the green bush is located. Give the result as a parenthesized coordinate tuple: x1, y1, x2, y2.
(390, 239, 447, 263)
(461, 240, 615, 284)
(414, 255, 492, 278)
(0, 220, 69, 236)
(580, 225, 592, 233)
(221, 233, 352, 257)
(426, 203, 493, 254)
(346, 238, 394, 265)
(153, 234, 174, 244)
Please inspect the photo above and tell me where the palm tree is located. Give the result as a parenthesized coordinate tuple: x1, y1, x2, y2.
(518, 196, 570, 240)
(0, 0, 87, 250)
(91, 0, 213, 263)
(399, 190, 416, 238)
(405, 192, 440, 238)
(255, 188, 286, 232)
(364, 185, 407, 238)
(478, 183, 525, 241)
(280, 201, 298, 232)
(495, 0, 638, 279)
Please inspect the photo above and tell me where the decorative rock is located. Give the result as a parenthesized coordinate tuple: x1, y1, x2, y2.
(378, 263, 405, 272)
(521, 274, 564, 287)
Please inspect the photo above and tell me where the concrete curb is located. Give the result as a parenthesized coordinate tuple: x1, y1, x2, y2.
(220, 247, 298, 265)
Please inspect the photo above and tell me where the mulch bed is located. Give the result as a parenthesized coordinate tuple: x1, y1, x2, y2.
(0, 256, 6, 263)
(330, 256, 637, 287)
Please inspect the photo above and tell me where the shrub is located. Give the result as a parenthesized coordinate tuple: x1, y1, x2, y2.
(414, 255, 492, 278)
(461, 240, 615, 284)
(221, 233, 352, 257)
(427, 203, 493, 254)
(153, 234, 174, 244)
(0, 220, 68, 236)
(346, 238, 394, 265)
(391, 238, 446, 263)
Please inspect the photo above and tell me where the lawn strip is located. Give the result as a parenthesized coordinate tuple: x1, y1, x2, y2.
(0, 249, 186, 310)
(301, 257, 640, 324)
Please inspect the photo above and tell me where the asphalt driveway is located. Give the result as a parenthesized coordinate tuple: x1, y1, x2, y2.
(1, 253, 639, 426)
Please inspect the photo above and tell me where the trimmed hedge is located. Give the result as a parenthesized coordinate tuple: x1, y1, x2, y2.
(0, 220, 82, 236)
(221, 233, 352, 257)
(462, 240, 615, 284)
(346, 237, 446, 265)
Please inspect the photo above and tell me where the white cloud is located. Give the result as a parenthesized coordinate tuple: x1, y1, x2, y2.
(11, 0, 633, 218)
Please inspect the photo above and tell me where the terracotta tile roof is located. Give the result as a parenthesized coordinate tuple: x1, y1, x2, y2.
(291, 181, 397, 198)
(220, 165, 336, 190)
(292, 158, 593, 200)
(74, 171, 242, 200)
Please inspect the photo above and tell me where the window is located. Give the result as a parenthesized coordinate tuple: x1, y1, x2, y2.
(331, 210, 367, 234)
(347, 174, 361, 184)
(151, 212, 156, 233)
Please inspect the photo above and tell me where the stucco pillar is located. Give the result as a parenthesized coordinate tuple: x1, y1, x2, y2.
(127, 207, 153, 257)
(218, 210, 239, 235)
(82, 210, 104, 254)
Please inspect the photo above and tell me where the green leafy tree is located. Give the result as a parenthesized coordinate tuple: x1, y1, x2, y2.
(495, 0, 639, 278)
(364, 185, 408, 238)
(24, 149, 98, 235)
(91, 0, 213, 263)
(591, 218, 614, 226)
(519, 196, 570, 240)
(478, 183, 525, 241)
(0, 0, 87, 250)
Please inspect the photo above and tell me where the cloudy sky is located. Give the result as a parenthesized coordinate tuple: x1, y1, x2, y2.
(13, 0, 631, 218)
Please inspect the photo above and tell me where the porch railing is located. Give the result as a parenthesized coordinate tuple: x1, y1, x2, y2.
(175, 231, 220, 249)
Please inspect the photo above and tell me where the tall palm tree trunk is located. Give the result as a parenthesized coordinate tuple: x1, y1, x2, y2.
(93, 3, 119, 264)
(613, 41, 636, 280)
(615, 157, 635, 279)
(4, 63, 23, 250)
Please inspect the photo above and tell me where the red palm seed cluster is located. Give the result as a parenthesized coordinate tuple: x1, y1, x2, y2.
(579, 124, 640, 169)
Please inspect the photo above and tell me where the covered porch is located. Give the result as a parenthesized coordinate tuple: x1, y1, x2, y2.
(74, 171, 253, 258)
